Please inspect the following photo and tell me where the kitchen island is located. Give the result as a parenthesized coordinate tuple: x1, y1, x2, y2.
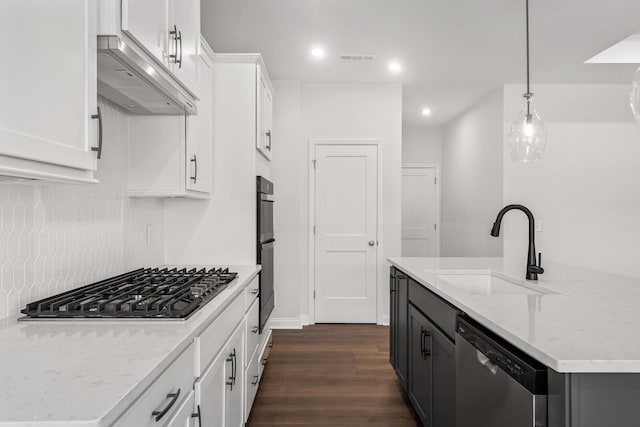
(0, 265, 264, 426)
(389, 257, 640, 427)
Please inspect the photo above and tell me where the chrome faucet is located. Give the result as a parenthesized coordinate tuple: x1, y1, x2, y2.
(490, 204, 544, 280)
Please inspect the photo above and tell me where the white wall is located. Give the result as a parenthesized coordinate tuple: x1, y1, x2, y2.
(269, 82, 402, 325)
(0, 100, 165, 320)
(164, 62, 260, 265)
(502, 84, 640, 279)
(441, 88, 504, 257)
(270, 81, 303, 326)
(402, 124, 443, 165)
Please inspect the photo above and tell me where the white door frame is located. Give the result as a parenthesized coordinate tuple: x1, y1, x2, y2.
(401, 163, 442, 256)
(308, 138, 384, 325)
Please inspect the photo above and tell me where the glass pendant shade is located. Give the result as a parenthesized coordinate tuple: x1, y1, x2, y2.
(630, 65, 640, 122)
(508, 95, 547, 163)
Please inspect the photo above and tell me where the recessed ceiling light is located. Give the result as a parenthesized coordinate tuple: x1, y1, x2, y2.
(421, 108, 432, 116)
(388, 61, 402, 73)
(311, 45, 326, 60)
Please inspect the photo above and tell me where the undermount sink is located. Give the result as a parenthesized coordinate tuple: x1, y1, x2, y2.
(435, 273, 550, 295)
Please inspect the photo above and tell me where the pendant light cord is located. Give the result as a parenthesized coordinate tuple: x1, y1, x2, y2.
(525, 0, 531, 116)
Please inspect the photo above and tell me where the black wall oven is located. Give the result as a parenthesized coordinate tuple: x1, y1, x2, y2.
(257, 176, 275, 333)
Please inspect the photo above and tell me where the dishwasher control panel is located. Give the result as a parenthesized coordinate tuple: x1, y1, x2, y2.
(456, 316, 547, 394)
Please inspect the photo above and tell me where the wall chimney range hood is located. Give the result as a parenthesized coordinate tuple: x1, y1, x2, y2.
(97, 35, 197, 115)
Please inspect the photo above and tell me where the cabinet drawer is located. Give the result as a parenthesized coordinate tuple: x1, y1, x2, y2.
(245, 275, 259, 311)
(245, 298, 260, 367)
(259, 329, 273, 378)
(408, 277, 460, 341)
(195, 292, 244, 376)
(245, 343, 261, 422)
(115, 344, 195, 427)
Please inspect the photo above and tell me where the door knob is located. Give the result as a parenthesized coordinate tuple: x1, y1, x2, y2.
(368, 240, 375, 246)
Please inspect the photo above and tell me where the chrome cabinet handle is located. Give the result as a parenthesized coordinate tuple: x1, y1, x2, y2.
(169, 25, 178, 64)
(266, 130, 272, 150)
(422, 330, 431, 359)
(226, 351, 235, 389)
(252, 375, 259, 386)
(91, 107, 102, 159)
(151, 388, 181, 422)
(252, 326, 259, 334)
(190, 155, 197, 183)
(251, 288, 259, 295)
(177, 30, 183, 68)
(191, 404, 202, 426)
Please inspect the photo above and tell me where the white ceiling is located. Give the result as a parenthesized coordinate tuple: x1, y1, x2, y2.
(202, 0, 640, 125)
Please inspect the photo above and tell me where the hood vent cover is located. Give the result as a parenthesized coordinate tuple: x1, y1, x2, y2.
(97, 36, 197, 115)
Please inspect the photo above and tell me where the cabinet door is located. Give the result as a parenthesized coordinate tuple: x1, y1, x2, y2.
(397, 273, 409, 390)
(0, 0, 98, 180)
(195, 349, 226, 427)
(225, 323, 245, 427)
(121, 0, 169, 66)
(390, 269, 398, 368)
(166, 390, 195, 427)
(169, 0, 200, 96)
(429, 317, 456, 427)
(186, 52, 212, 194)
(408, 305, 433, 427)
(255, 66, 272, 160)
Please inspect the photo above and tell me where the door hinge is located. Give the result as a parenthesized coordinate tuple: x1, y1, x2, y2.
(434, 223, 437, 231)
(313, 225, 316, 235)
(312, 159, 316, 169)
(313, 290, 316, 299)
(434, 177, 437, 185)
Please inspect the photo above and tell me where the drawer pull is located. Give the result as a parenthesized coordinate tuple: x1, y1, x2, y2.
(261, 358, 268, 366)
(151, 388, 181, 422)
(251, 289, 259, 295)
(252, 375, 259, 386)
(252, 326, 259, 334)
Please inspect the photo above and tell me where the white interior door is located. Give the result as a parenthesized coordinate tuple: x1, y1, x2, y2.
(314, 144, 378, 323)
(401, 166, 439, 256)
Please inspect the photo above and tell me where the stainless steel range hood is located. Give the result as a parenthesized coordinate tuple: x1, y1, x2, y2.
(97, 35, 197, 115)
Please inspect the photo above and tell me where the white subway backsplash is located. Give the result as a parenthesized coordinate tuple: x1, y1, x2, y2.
(0, 100, 165, 320)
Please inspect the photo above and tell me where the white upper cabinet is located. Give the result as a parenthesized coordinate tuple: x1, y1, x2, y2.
(121, 0, 169, 65)
(169, 0, 200, 96)
(128, 38, 213, 199)
(0, 0, 99, 183)
(119, 0, 199, 97)
(256, 65, 274, 161)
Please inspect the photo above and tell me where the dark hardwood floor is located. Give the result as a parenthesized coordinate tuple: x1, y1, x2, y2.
(247, 324, 421, 427)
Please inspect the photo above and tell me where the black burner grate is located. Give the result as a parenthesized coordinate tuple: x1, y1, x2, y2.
(21, 267, 238, 319)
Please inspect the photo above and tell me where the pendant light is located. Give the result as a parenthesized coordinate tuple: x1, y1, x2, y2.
(630, 66, 640, 121)
(508, 0, 547, 163)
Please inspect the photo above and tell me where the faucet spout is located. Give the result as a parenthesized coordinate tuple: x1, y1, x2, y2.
(490, 204, 544, 280)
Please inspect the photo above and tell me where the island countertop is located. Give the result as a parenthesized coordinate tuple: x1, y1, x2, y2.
(388, 257, 640, 373)
(0, 265, 260, 426)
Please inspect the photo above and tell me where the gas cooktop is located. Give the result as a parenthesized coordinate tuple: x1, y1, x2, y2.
(20, 267, 238, 320)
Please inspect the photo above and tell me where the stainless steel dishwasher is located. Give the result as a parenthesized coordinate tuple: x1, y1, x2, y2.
(456, 316, 548, 427)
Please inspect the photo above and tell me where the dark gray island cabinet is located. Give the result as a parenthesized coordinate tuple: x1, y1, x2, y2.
(390, 266, 458, 427)
(389, 266, 640, 427)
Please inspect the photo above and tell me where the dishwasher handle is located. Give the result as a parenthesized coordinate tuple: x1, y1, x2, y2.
(476, 350, 498, 375)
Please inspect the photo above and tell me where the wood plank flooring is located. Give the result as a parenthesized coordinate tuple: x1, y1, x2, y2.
(247, 325, 421, 427)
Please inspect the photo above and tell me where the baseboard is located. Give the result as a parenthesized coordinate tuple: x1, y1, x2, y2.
(378, 314, 390, 326)
(300, 314, 311, 326)
(270, 317, 303, 329)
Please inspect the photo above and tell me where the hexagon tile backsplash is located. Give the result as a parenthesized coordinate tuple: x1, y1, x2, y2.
(0, 100, 165, 320)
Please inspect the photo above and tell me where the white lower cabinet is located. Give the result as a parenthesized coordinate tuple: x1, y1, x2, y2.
(195, 320, 245, 427)
(194, 347, 227, 427)
(167, 390, 196, 427)
(115, 344, 195, 426)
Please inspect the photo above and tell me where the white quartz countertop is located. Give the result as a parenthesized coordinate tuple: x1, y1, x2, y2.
(0, 265, 260, 426)
(389, 257, 640, 373)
